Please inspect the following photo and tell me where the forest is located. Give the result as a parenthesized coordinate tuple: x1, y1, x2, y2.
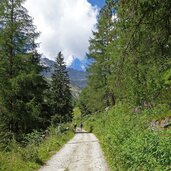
(0, 0, 73, 170)
(0, 0, 171, 170)
(79, 0, 171, 114)
(79, 0, 171, 170)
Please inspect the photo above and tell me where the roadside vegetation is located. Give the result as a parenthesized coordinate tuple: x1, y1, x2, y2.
(84, 104, 171, 171)
(0, 125, 74, 171)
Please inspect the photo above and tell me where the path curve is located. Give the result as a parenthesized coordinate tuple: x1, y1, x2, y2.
(39, 132, 109, 171)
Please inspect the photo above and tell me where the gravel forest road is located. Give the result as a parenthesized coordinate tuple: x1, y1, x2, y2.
(39, 131, 109, 171)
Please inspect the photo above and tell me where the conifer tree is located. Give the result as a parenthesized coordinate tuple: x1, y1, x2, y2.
(79, 0, 117, 113)
(50, 52, 73, 124)
(0, 0, 47, 139)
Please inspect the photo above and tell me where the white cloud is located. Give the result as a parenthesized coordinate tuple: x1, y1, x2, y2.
(24, 0, 98, 65)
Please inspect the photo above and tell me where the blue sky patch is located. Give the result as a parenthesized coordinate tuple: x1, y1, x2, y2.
(88, 0, 105, 8)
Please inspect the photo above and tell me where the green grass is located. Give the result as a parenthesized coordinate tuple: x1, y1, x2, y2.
(0, 126, 74, 171)
(84, 103, 171, 171)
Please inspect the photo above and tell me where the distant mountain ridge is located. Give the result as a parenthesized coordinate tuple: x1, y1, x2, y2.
(40, 57, 87, 89)
(68, 56, 93, 72)
(69, 58, 86, 71)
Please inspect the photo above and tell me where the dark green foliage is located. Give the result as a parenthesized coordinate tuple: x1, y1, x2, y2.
(0, 114, 12, 149)
(21, 130, 44, 146)
(0, 0, 48, 146)
(50, 52, 73, 124)
(79, 0, 117, 114)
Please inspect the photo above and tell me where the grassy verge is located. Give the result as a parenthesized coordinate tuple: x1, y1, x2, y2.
(84, 103, 171, 171)
(0, 125, 74, 171)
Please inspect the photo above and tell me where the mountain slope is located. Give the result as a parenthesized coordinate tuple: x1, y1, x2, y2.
(40, 57, 87, 89)
(69, 57, 93, 72)
(69, 58, 86, 71)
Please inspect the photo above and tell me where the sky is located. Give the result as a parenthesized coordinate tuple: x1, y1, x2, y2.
(24, 0, 105, 66)
(88, 0, 105, 8)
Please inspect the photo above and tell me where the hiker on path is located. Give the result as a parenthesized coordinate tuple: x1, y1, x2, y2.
(74, 123, 77, 132)
(80, 122, 83, 131)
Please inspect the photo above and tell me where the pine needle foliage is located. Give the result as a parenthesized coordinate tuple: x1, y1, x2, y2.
(0, 0, 48, 145)
(50, 52, 73, 124)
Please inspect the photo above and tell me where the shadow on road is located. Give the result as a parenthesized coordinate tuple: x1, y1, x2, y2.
(75, 131, 89, 134)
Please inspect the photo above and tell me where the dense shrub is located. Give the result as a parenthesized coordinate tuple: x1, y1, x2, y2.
(21, 130, 44, 146)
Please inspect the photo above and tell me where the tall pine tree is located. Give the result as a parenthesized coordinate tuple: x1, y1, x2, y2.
(0, 0, 48, 140)
(50, 52, 73, 124)
(79, 0, 117, 114)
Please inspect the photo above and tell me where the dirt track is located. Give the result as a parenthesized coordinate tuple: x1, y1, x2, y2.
(39, 131, 109, 171)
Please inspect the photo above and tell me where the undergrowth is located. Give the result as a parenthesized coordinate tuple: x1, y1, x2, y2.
(85, 103, 171, 171)
(0, 124, 74, 171)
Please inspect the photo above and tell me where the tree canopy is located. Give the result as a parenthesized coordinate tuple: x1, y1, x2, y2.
(79, 0, 171, 114)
